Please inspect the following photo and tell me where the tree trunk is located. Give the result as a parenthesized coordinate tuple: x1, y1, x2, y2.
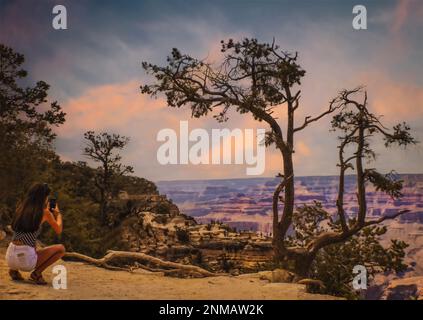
(272, 150, 298, 271)
(99, 189, 107, 225)
(279, 154, 295, 236)
(271, 146, 321, 278)
(273, 245, 315, 278)
(292, 253, 315, 278)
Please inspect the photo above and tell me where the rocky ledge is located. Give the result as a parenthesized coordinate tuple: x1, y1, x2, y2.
(380, 276, 423, 300)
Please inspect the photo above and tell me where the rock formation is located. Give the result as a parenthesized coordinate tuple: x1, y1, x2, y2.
(381, 276, 423, 300)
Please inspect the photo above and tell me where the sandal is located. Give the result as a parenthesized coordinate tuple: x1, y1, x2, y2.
(29, 271, 48, 285)
(9, 270, 24, 281)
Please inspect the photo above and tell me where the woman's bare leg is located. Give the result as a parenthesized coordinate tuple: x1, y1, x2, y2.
(9, 269, 24, 281)
(34, 244, 65, 275)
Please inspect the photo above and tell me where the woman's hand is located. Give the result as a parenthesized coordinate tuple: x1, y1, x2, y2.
(52, 203, 61, 218)
(43, 203, 63, 235)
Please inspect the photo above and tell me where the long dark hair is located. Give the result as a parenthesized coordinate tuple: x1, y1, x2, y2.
(12, 183, 50, 232)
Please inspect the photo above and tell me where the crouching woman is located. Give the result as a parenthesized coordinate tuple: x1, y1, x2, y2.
(5, 183, 65, 285)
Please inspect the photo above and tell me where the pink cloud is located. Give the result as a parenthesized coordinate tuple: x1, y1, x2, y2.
(392, 0, 414, 34)
(356, 71, 423, 121)
(55, 71, 422, 181)
(58, 80, 178, 137)
(57, 79, 283, 179)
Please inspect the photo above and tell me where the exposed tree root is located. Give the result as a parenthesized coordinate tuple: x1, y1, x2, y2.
(64, 250, 221, 278)
(298, 278, 326, 290)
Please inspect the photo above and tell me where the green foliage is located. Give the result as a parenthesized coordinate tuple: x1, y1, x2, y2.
(288, 202, 408, 299)
(0, 44, 65, 142)
(40, 194, 105, 257)
(175, 227, 190, 244)
(152, 214, 169, 225)
(285, 201, 332, 247)
(83, 131, 134, 224)
(155, 202, 171, 215)
(1, 43, 416, 300)
(310, 226, 408, 299)
(0, 44, 66, 227)
(384, 122, 417, 147)
(114, 175, 158, 195)
(285, 88, 417, 298)
(219, 254, 236, 273)
(192, 251, 204, 266)
(38, 160, 160, 256)
(365, 169, 403, 199)
(331, 88, 417, 153)
(142, 37, 305, 126)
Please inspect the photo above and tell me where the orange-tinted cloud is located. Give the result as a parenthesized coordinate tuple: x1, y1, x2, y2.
(58, 80, 183, 136)
(356, 71, 423, 121)
(57, 80, 275, 179)
(392, 0, 413, 34)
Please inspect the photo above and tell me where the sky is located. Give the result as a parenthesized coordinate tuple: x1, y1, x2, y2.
(0, 0, 422, 182)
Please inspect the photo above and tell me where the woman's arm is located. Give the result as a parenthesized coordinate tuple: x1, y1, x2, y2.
(42, 205, 63, 235)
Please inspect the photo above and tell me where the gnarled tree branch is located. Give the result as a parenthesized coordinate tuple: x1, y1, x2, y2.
(64, 250, 221, 278)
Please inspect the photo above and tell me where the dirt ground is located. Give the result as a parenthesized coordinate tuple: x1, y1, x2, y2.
(0, 246, 338, 300)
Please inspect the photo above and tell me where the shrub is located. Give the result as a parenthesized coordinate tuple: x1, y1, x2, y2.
(175, 227, 190, 244)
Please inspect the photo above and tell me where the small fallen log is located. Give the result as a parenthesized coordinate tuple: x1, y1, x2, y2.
(297, 278, 326, 291)
(64, 250, 220, 278)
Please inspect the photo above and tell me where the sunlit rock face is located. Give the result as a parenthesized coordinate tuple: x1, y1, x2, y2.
(376, 276, 423, 300)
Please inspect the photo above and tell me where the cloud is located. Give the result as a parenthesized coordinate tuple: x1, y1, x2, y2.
(295, 141, 312, 157)
(2, 0, 422, 180)
(392, 0, 414, 34)
(58, 80, 158, 136)
(356, 71, 423, 121)
(55, 79, 270, 180)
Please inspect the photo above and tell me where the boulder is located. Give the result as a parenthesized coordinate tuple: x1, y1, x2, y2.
(382, 276, 423, 300)
(258, 269, 295, 283)
(243, 244, 253, 251)
(272, 269, 295, 283)
(258, 271, 272, 282)
(386, 284, 418, 300)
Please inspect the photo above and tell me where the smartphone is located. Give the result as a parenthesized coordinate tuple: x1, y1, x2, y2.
(49, 192, 58, 211)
